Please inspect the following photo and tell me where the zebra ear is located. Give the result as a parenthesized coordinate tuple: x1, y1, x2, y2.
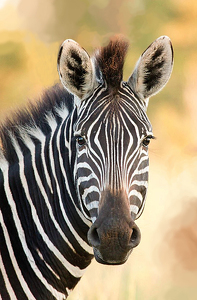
(128, 36, 173, 103)
(57, 39, 96, 100)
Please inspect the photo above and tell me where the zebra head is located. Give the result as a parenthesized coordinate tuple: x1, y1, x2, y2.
(57, 36, 173, 265)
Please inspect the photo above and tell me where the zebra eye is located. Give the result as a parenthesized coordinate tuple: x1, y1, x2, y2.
(76, 136, 86, 146)
(142, 135, 153, 147)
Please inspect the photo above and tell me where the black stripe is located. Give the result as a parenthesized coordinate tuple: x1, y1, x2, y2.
(0, 257, 11, 300)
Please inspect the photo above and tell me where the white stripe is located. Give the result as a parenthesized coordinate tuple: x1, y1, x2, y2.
(115, 117, 122, 190)
(77, 162, 96, 174)
(55, 104, 69, 120)
(0, 249, 17, 300)
(68, 110, 75, 165)
(129, 160, 149, 186)
(77, 160, 100, 187)
(37, 249, 61, 280)
(128, 190, 143, 203)
(77, 174, 99, 187)
(23, 126, 53, 193)
(94, 122, 107, 189)
(136, 194, 147, 220)
(118, 110, 135, 183)
(78, 147, 87, 157)
(119, 109, 138, 171)
(91, 216, 97, 223)
(110, 118, 114, 188)
(105, 118, 110, 188)
(120, 124, 125, 187)
(131, 180, 148, 188)
(134, 165, 149, 176)
(86, 201, 99, 211)
(82, 186, 100, 200)
(130, 204, 139, 215)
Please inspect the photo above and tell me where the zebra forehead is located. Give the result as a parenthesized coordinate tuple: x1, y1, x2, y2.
(77, 88, 152, 134)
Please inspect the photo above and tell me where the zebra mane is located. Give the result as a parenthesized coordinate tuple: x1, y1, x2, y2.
(95, 36, 129, 90)
(0, 84, 72, 163)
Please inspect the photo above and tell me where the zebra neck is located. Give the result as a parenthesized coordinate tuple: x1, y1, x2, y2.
(0, 107, 93, 298)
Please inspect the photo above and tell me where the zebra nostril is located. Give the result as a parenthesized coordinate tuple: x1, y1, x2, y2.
(88, 225, 100, 248)
(129, 225, 141, 248)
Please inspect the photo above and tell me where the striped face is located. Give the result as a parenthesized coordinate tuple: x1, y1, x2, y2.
(58, 35, 173, 264)
(75, 83, 153, 223)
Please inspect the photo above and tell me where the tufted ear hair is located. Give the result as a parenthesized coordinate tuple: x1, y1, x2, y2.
(57, 39, 96, 100)
(128, 36, 173, 104)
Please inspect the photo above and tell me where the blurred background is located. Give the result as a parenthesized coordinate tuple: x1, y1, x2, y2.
(0, 0, 197, 299)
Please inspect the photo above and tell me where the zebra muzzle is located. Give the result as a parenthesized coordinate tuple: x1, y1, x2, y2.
(87, 189, 141, 265)
(88, 221, 141, 265)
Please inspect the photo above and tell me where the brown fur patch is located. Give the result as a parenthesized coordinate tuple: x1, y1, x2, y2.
(95, 36, 129, 90)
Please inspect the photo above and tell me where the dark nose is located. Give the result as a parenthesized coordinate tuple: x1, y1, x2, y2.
(88, 218, 141, 265)
(88, 219, 141, 249)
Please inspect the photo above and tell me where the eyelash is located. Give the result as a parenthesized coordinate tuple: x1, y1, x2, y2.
(142, 135, 155, 147)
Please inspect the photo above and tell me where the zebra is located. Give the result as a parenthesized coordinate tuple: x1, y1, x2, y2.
(0, 35, 173, 299)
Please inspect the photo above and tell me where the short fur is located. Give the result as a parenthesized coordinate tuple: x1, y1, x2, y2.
(95, 36, 129, 90)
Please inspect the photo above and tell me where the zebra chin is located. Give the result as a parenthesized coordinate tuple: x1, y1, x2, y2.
(92, 247, 133, 265)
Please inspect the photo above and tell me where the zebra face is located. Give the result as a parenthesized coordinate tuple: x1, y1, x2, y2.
(58, 36, 173, 265)
(75, 85, 153, 222)
(74, 85, 153, 264)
